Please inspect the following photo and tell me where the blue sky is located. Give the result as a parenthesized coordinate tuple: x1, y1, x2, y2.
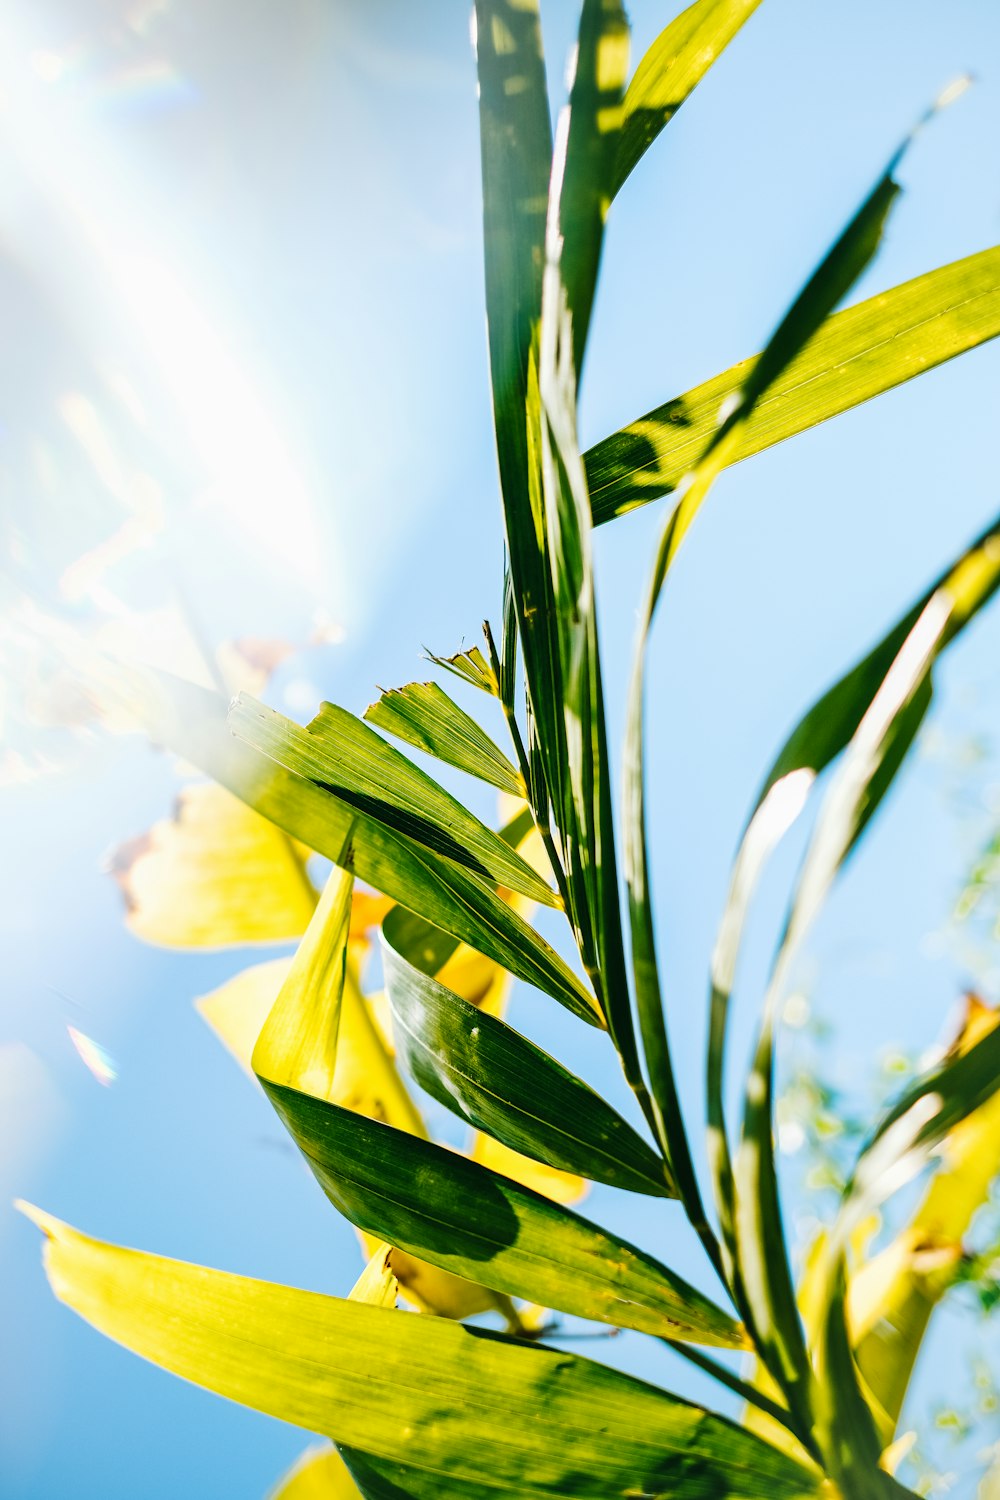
(2, 1, 1000, 1496)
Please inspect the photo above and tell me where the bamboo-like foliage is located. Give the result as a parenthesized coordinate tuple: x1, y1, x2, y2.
(21, 4, 1000, 1496)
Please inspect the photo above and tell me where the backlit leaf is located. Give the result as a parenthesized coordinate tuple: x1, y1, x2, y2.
(254, 857, 742, 1346)
(109, 782, 316, 948)
(735, 521, 1000, 1478)
(124, 671, 597, 1024)
(229, 695, 557, 910)
(629, 53, 917, 1334)
(364, 681, 524, 798)
(613, 0, 762, 196)
(382, 916, 673, 1197)
(268, 1445, 360, 1500)
(425, 643, 497, 696)
(585, 246, 1000, 524)
(21, 1207, 817, 1499)
(850, 997, 1000, 1442)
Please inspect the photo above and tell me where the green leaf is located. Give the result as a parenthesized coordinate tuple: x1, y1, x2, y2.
(381, 911, 674, 1198)
(552, 0, 630, 374)
(229, 695, 555, 909)
(613, 0, 762, 196)
(810, 1257, 893, 1500)
(627, 49, 917, 1332)
(530, 1, 646, 1093)
(254, 865, 742, 1347)
(21, 1206, 818, 1499)
(709, 513, 1000, 1184)
(850, 998, 1000, 1442)
(734, 518, 1000, 1470)
(124, 671, 597, 1024)
(425, 643, 497, 697)
(363, 681, 524, 799)
(474, 0, 559, 813)
(751, 510, 1000, 815)
(844, 1002, 1000, 1235)
(265, 1078, 744, 1346)
(585, 246, 1000, 525)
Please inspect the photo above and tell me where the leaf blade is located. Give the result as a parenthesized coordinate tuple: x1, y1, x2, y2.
(21, 1206, 817, 1499)
(613, 0, 762, 196)
(585, 246, 1000, 525)
(364, 681, 524, 799)
(126, 671, 597, 1024)
(382, 914, 674, 1198)
(230, 695, 556, 909)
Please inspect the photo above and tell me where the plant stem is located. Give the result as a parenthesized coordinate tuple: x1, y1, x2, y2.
(484, 620, 574, 921)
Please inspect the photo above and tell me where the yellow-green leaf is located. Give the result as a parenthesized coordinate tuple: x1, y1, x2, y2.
(585, 247, 1000, 525)
(20, 1206, 818, 1499)
(267, 1445, 360, 1500)
(613, 0, 761, 195)
(109, 782, 316, 949)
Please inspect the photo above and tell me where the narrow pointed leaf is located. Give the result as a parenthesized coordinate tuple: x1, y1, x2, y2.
(851, 997, 1000, 1440)
(21, 1207, 817, 1498)
(264, 1075, 744, 1347)
(475, 0, 560, 822)
(252, 841, 738, 1345)
(531, 1, 646, 1089)
(552, 0, 630, 374)
(124, 671, 595, 1022)
(586, 246, 1000, 524)
(628, 76, 917, 1319)
(230, 695, 556, 909)
(811, 1257, 890, 1500)
(709, 514, 1000, 1231)
(736, 521, 1000, 1460)
(425, 643, 497, 696)
(382, 915, 674, 1198)
(732, 598, 948, 1422)
(349, 1245, 399, 1310)
(613, 0, 762, 196)
(253, 862, 353, 1099)
(842, 998, 1000, 1236)
(364, 681, 524, 798)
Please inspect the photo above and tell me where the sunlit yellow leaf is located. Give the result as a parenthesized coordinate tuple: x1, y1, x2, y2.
(253, 865, 353, 1098)
(849, 994, 1000, 1439)
(363, 1238, 499, 1322)
(18, 1204, 806, 1498)
(196, 910, 500, 1324)
(471, 1132, 587, 1206)
(197, 956, 424, 1138)
(110, 782, 316, 948)
(267, 1444, 360, 1500)
(348, 1243, 398, 1309)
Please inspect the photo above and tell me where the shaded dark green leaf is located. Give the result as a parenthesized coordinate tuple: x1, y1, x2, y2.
(382, 911, 673, 1198)
(263, 1078, 746, 1348)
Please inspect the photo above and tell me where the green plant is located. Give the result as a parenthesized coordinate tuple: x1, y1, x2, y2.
(20, 3, 1000, 1496)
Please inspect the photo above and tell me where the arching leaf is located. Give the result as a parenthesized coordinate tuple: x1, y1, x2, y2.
(20, 1207, 817, 1499)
